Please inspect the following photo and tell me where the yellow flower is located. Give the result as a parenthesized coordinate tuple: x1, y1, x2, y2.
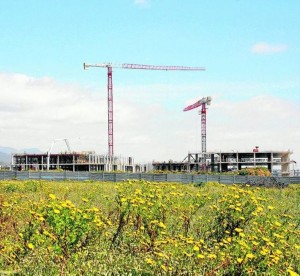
(287, 269, 299, 276)
(235, 228, 243, 233)
(161, 265, 167, 272)
(276, 249, 282, 255)
(38, 216, 45, 221)
(193, 245, 200, 251)
(199, 239, 205, 244)
(154, 252, 164, 258)
(237, 258, 243, 264)
(246, 253, 255, 259)
(82, 198, 89, 202)
(197, 254, 205, 259)
(273, 233, 284, 239)
(268, 205, 275, 210)
(158, 222, 166, 229)
(53, 209, 60, 214)
(258, 207, 264, 212)
(96, 221, 103, 227)
(260, 249, 268, 256)
(208, 253, 217, 259)
(274, 221, 282, 227)
(49, 194, 56, 200)
(145, 258, 155, 265)
(27, 243, 35, 250)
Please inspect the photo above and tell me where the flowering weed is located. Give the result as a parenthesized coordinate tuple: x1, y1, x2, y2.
(0, 179, 299, 275)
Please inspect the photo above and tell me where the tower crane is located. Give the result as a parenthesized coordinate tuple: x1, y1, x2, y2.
(84, 62, 205, 157)
(183, 96, 212, 154)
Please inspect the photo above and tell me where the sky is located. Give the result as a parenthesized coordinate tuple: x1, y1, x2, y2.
(0, 0, 299, 167)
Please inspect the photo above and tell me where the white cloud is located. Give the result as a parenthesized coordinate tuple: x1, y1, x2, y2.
(251, 42, 287, 54)
(0, 72, 299, 165)
(134, 0, 148, 6)
(0, 73, 106, 152)
(206, 95, 300, 160)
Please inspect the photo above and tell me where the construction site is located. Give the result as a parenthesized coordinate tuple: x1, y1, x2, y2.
(11, 138, 146, 172)
(152, 96, 293, 176)
(153, 150, 292, 176)
(10, 62, 295, 176)
(12, 152, 142, 172)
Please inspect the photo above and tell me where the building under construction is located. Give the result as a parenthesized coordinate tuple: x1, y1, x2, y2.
(153, 149, 293, 176)
(12, 152, 143, 172)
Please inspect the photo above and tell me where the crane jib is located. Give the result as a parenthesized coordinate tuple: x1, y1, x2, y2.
(183, 101, 201, 111)
(122, 64, 205, 71)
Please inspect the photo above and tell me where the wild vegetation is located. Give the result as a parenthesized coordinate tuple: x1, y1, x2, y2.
(152, 167, 272, 176)
(0, 179, 299, 275)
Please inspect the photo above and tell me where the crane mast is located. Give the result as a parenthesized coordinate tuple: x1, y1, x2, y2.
(201, 102, 207, 153)
(84, 62, 205, 157)
(107, 66, 113, 156)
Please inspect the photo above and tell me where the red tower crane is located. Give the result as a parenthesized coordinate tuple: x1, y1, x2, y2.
(183, 96, 212, 153)
(84, 62, 205, 157)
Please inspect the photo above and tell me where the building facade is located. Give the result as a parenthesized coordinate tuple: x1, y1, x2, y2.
(153, 150, 292, 176)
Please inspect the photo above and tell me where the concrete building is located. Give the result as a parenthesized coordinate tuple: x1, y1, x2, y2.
(12, 152, 143, 172)
(153, 150, 293, 176)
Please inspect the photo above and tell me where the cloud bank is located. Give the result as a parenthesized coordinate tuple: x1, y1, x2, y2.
(251, 42, 287, 54)
(0, 72, 299, 164)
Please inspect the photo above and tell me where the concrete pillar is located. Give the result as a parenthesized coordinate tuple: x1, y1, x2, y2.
(211, 154, 215, 172)
(73, 155, 75, 172)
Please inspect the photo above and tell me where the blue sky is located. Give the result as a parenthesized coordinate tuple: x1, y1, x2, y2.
(0, 0, 299, 168)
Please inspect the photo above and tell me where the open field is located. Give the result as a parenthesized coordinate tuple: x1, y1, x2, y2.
(0, 180, 299, 275)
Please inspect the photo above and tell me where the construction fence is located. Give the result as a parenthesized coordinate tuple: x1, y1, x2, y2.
(0, 171, 299, 184)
